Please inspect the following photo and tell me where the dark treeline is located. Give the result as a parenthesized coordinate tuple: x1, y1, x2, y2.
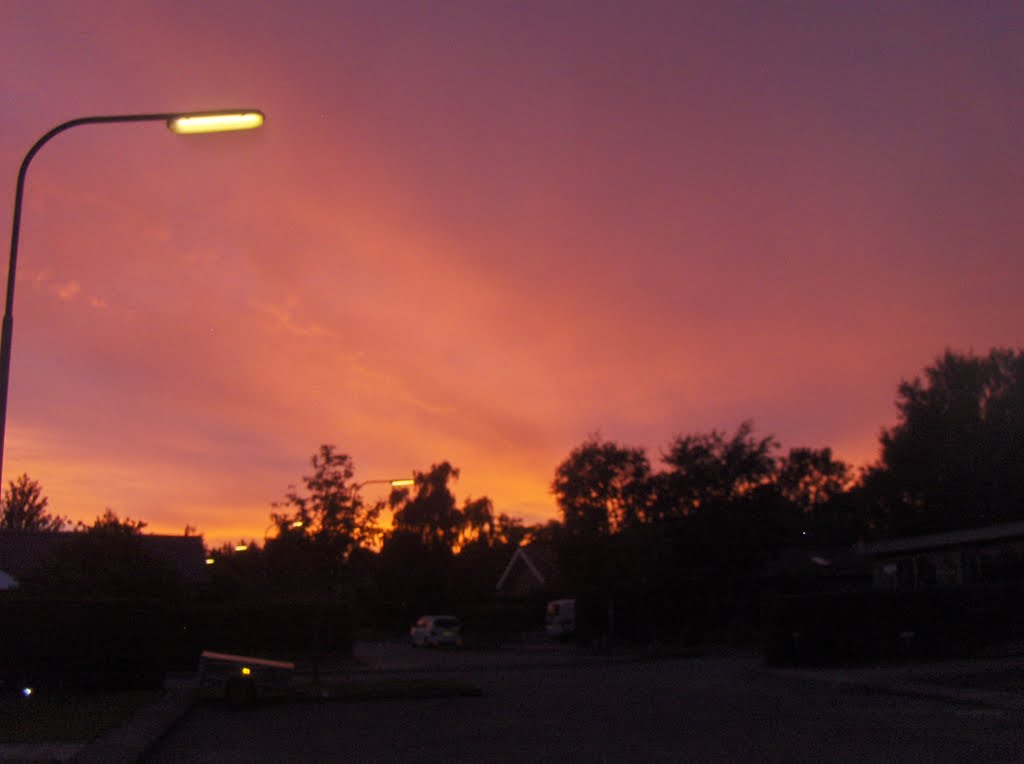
(548, 347, 1024, 644)
(556, 346, 1024, 545)
(195, 346, 1024, 647)
(2, 346, 1023, 656)
(206, 446, 539, 636)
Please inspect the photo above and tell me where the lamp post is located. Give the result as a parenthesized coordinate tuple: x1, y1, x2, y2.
(356, 478, 414, 548)
(262, 479, 411, 546)
(264, 518, 304, 543)
(353, 478, 415, 494)
(0, 109, 265, 489)
(353, 477, 415, 521)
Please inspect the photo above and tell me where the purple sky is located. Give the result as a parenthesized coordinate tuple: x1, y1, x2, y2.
(1, 2, 1021, 545)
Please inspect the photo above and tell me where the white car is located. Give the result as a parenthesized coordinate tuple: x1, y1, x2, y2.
(410, 615, 463, 647)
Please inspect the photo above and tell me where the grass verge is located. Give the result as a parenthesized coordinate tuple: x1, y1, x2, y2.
(0, 688, 160, 743)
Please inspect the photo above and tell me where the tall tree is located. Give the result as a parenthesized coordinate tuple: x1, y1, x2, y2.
(378, 464, 461, 621)
(0, 473, 66, 532)
(660, 422, 777, 516)
(874, 347, 1024, 532)
(265, 444, 384, 608)
(270, 444, 382, 560)
(552, 436, 652, 537)
(777, 447, 852, 513)
(459, 496, 496, 548)
(389, 462, 460, 549)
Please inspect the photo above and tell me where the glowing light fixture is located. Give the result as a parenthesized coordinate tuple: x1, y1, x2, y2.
(352, 477, 415, 494)
(290, 520, 304, 528)
(21, 687, 32, 698)
(167, 110, 265, 135)
(241, 666, 252, 676)
(205, 557, 215, 565)
(0, 108, 264, 491)
(235, 545, 249, 552)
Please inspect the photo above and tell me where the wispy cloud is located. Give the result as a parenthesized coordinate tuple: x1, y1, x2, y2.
(248, 299, 334, 338)
(54, 281, 80, 300)
(40, 276, 107, 310)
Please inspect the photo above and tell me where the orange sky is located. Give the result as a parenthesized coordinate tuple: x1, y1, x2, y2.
(1, 2, 1022, 547)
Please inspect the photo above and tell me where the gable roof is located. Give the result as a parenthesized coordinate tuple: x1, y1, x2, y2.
(0, 569, 17, 590)
(496, 542, 564, 594)
(775, 546, 873, 578)
(855, 520, 1024, 558)
(0, 530, 209, 586)
(0, 531, 66, 581)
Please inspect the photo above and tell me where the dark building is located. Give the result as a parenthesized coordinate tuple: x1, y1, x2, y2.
(0, 530, 208, 591)
(856, 520, 1024, 592)
(495, 542, 568, 600)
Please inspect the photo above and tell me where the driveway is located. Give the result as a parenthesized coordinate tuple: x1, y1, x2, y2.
(146, 647, 1024, 762)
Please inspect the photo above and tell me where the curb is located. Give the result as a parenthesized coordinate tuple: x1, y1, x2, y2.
(762, 665, 1024, 712)
(73, 677, 198, 764)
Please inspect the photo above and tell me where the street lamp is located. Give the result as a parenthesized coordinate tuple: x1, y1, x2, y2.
(264, 517, 304, 543)
(354, 478, 415, 493)
(264, 480, 409, 543)
(0, 109, 265, 489)
(355, 478, 413, 551)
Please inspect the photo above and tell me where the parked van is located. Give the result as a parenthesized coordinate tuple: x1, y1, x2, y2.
(545, 598, 576, 638)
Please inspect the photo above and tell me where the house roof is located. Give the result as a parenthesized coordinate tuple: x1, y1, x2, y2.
(495, 542, 563, 593)
(0, 569, 17, 590)
(0, 530, 209, 586)
(855, 520, 1024, 558)
(775, 546, 873, 578)
(0, 531, 67, 581)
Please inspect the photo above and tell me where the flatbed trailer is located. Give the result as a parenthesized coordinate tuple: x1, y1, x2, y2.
(198, 650, 295, 703)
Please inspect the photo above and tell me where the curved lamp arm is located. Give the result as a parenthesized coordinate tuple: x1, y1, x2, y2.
(0, 110, 264, 489)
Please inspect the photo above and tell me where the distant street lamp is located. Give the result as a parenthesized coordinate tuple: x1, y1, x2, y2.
(264, 517, 304, 543)
(354, 478, 415, 493)
(0, 109, 265, 489)
(264, 480, 410, 544)
(357, 478, 414, 545)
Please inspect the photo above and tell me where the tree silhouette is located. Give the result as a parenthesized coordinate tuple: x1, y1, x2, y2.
(376, 464, 502, 622)
(874, 348, 1024, 532)
(659, 422, 777, 516)
(0, 473, 66, 532)
(552, 436, 652, 537)
(82, 508, 147, 534)
(777, 447, 852, 514)
(390, 462, 473, 551)
(262, 444, 387, 631)
(270, 445, 382, 562)
(459, 496, 496, 548)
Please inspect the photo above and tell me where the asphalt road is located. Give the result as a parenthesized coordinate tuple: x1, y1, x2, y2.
(146, 644, 1024, 762)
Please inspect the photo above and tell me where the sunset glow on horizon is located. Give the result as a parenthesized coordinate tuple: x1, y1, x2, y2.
(2, 2, 1021, 547)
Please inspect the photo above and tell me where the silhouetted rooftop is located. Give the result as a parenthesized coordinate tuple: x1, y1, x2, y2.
(0, 530, 208, 588)
(496, 542, 567, 597)
(856, 521, 1024, 557)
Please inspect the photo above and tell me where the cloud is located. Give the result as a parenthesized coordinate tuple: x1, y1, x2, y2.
(54, 281, 80, 300)
(248, 299, 334, 338)
(3, 1, 1020, 549)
